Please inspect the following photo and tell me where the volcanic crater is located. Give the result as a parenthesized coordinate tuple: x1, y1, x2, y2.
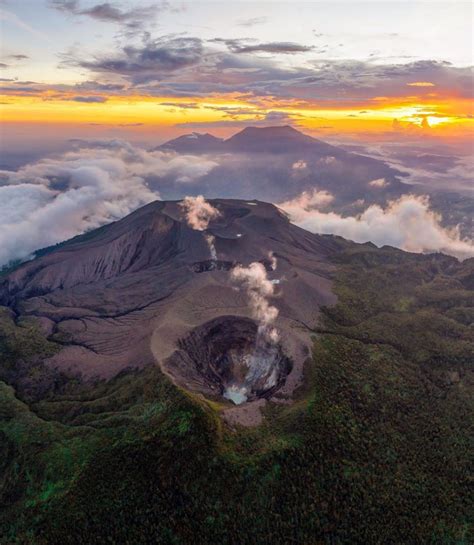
(168, 316, 292, 404)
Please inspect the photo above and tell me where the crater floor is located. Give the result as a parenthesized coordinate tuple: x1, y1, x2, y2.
(167, 316, 293, 405)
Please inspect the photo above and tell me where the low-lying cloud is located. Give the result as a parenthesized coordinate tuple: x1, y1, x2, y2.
(368, 177, 388, 188)
(279, 192, 474, 260)
(282, 189, 334, 210)
(0, 141, 217, 267)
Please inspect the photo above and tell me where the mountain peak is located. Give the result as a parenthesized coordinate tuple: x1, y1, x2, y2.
(157, 124, 324, 154)
(224, 124, 326, 152)
(154, 132, 223, 153)
(227, 125, 311, 140)
(234, 125, 299, 135)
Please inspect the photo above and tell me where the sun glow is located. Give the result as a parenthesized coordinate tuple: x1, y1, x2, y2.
(0, 91, 471, 137)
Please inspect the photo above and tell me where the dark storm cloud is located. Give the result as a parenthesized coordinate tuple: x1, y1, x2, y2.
(212, 38, 314, 55)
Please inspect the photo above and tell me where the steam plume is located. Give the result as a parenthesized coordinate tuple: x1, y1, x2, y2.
(179, 195, 221, 231)
(206, 234, 217, 262)
(227, 259, 281, 404)
(179, 195, 221, 262)
(231, 261, 279, 340)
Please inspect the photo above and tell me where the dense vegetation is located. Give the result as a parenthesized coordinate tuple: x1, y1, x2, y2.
(0, 243, 472, 544)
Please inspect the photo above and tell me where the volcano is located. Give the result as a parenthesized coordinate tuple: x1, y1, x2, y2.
(152, 125, 408, 205)
(157, 125, 342, 155)
(0, 199, 337, 424)
(1, 198, 472, 543)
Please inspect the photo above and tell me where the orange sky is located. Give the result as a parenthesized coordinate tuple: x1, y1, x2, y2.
(1, 91, 473, 138)
(1, 1, 472, 141)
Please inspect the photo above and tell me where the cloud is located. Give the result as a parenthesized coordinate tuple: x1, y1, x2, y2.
(406, 81, 435, 87)
(213, 38, 313, 55)
(49, 0, 79, 12)
(368, 178, 388, 188)
(279, 193, 474, 260)
(236, 16, 268, 27)
(50, 1, 161, 27)
(175, 110, 298, 129)
(22, 33, 469, 108)
(75, 80, 125, 91)
(0, 141, 217, 267)
(8, 54, 29, 61)
(68, 95, 108, 103)
(318, 156, 337, 166)
(179, 195, 221, 230)
(292, 160, 307, 171)
(70, 36, 203, 83)
(279, 189, 335, 212)
(0, 84, 43, 94)
(366, 141, 474, 195)
(160, 101, 200, 109)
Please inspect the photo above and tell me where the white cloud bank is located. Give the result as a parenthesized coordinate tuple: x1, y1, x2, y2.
(0, 141, 217, 267)
(279, 190, 474, 260)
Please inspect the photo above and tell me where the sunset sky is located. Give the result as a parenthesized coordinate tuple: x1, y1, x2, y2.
(1, 0, 473, 148)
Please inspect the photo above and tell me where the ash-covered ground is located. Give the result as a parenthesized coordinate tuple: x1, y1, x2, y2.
(0, 198, 337, 425)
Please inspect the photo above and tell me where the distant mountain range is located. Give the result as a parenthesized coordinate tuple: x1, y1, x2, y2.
(158, 125, 365, 158)
(151, 125, 408, 206)
(156, 125, 339, 155)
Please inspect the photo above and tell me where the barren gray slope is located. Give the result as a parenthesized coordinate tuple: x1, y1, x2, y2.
(0, 200, 339, 422)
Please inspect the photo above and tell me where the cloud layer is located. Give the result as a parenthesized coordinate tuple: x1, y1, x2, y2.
(0, 141, 217, 267)
(279, 191, 474, 260)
